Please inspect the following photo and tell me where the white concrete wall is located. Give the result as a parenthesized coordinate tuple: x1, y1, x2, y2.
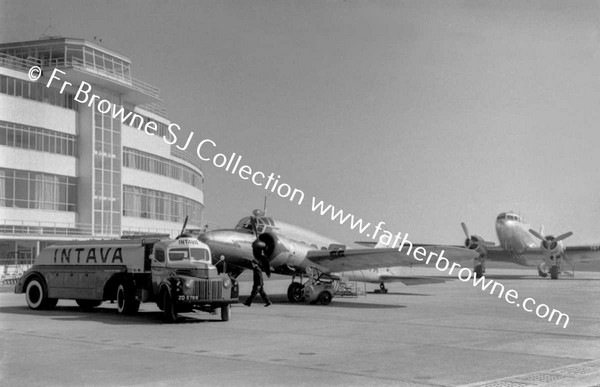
(0, 94, 77, 135)
(0, 147, 77, 176)
(0, 208, 77, 225)
(122, 122, 173, 159)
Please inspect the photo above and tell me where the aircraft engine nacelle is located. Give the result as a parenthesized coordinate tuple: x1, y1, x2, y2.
(464, 235, 487, 255)
(255, 233, 310, 271)
(528, 229, 572, 267)
(539, 237, 565, 261)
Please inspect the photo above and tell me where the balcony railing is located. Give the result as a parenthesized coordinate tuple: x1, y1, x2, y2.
(0, 53, 39, 72)
(0, 219, 210, 238)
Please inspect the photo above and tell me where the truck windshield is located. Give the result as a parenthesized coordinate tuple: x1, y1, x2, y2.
(169, 248, 209, 262)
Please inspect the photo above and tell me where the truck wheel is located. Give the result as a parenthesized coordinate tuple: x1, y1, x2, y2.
(116, 283, 140, 315)
(26, 278, 57, 310)
(162, 289, 178, 323)
(318, 291, 332, 305)
(220, 304, 231, 321)
(76, 299, 103, 310)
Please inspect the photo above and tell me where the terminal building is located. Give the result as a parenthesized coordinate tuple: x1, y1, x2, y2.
(0, 36, 205, 266)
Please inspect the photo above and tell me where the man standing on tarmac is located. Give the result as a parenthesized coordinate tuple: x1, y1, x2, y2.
(243, 260, 272, 307)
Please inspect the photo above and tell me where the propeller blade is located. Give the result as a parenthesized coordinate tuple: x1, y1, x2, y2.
(554, 231, 573, 242)
(529, 229, 545, 241)
(178, 215, 189, 237)
(461, 222, 470, 239)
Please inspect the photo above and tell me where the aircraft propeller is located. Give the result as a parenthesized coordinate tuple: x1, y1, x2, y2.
(529, 229, 572, 251)
(175, 215, 190, 239)
(461, 222, 493, 253)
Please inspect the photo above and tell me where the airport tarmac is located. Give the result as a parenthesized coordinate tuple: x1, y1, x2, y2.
(1, 268, 600, 386)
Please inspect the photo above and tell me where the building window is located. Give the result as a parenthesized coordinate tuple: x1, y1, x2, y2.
(123, 147, 203, 189)
(0, 75, 77, 111)
(93, 97, 121, 235)
(0, 120, 77, 156)
(122, 185, 203, 226)
(0, 168, 76, 211)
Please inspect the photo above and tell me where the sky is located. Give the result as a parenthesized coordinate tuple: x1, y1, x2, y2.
(2, 0, 600, 246)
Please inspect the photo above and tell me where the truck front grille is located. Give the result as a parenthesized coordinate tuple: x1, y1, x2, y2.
(193, 279, 223, 300)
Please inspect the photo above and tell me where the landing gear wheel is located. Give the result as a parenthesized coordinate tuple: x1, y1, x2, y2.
(76, 299, 102, 310)
(162, 289, 178, 323)
(549, 266, 559, 280)
(116, 282, 140, 315)
(26, 278, 57, 310)
(221, 304, 231, 321)
(474, 265, 483, 278)
(318, 291, 332, 305)
(379, 283, 388, 294)
(287, 282, 304, 303)
(537, 263, 548, 278)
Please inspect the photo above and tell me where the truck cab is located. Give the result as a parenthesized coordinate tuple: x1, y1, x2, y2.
(150, 237, 238, 321)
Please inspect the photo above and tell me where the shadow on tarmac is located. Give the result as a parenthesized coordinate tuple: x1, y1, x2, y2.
(367, 291, 432, 296)
(0, 304, 229, 325)
(240, 294, 406, 309)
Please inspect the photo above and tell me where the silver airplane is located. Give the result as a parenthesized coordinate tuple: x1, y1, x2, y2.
(199, 210, 479, 303)
(462, 211, 600, 279)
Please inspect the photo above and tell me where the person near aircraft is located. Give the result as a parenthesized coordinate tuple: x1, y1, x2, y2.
(243, 260, 272, 307)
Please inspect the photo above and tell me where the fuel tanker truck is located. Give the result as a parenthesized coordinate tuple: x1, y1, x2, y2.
(15, 233, 238, 322)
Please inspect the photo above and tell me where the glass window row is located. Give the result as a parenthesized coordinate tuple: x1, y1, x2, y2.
(0, 168, 77, 211)
(0, 75, 77, 110)
(123, 185, 203, 226)
(123, 147, 203, 189)
(0, 120, 77, 156)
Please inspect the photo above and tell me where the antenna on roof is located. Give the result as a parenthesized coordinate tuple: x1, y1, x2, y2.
(40, 11, 63, 39)
(263, 194, 269, 215)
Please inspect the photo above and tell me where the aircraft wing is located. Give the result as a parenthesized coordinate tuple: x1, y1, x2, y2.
(306, 245, 478, 273)
(565, 245, 600, 261)
(479, 244, 600, 270)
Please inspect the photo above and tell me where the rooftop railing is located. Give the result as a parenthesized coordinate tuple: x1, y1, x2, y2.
(0, 53, 161, 100)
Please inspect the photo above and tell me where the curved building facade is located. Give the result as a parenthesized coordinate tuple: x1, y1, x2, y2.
(0, 37, 204, 264)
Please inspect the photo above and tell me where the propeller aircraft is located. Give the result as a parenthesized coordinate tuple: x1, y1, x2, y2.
(461, 212, 600, 279)
(199, 210, 478, 303)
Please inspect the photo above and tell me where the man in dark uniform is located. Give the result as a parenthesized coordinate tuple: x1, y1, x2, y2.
(243, 260, 272, 307)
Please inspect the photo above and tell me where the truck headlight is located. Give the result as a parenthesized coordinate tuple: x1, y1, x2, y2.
(185, 279, 194, 289)
(223, 278, 231, 289)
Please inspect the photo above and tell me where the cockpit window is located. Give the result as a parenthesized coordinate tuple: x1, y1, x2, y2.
(235, 217, 254, 233)
(234, 216, 269, 234)
(497, 213, 506, 220)
(169, 248, 210, 262)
